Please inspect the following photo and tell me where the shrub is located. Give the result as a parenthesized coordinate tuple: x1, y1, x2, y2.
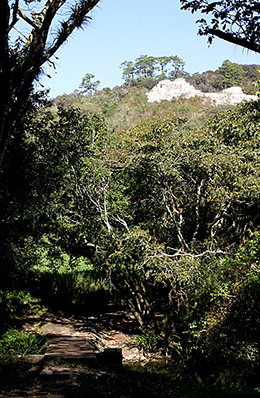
(0, 329, 46, 355)
(131, 331, 166, 354)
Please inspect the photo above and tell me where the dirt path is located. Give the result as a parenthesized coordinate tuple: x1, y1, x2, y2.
(25, 310, 147, 364)
(0, 311, 179, 398)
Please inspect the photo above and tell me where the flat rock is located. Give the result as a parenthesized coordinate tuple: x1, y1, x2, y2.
(40, 322, 75, 336)
(40, 367, 71, 380)
(23, 354, 45, 364)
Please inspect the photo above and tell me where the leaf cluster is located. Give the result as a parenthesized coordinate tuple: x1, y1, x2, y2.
(180, 0, 260, 53)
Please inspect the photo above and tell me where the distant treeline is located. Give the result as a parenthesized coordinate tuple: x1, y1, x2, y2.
(119, 56, 259, 94)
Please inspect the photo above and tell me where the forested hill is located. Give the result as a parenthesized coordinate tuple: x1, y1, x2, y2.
(54, 58, 260, 132)
(187, 60, 260, 94)
(118, 56, 260, 94)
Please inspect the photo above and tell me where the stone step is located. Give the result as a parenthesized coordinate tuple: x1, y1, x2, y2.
(44, 336, 99, 359)
(43, 335, 123, 366)
(39, 367, 71, 380)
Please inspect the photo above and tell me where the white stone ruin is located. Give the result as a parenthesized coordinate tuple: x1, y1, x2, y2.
(147, 78, 258, 105)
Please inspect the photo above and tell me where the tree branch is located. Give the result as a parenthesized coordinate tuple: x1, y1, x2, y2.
(162, 183, 190, 252)
(8, 0, 19, 32)
(41, 0, 100, 65)
(0, 0, 101, 167)
(207, 28, 260, 54)
(113, 216, 130, 233)
(17, 0, 66, 63)
(0, 0, 10, 68)
(17, 7, 36, 29)
(191, 179, 204, 250)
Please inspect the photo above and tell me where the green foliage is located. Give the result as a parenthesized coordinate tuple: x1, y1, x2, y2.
(2, 75, 260, 389)
(2, 290, 43, 320)
(53, 74, 240, 134)
(188, 70, 225, 92)
(97, 93, 118, 116)
(20, 107, 108, 245)
(120, 55, 187, 86)
(253, 70, 260, 97)
(207, 99, 260, 144)
(107, 227, 167, 328)
(131, 331, 165, 354)
(0, 106, 111, 313)
(218, 60, 246, 88)
(78, 73, 100, 95)
(235, 231, 260, 287)
(0, 329, 46, 355)
(19, 234, 93, 276)
(120, 61, 136, 86)
(187, 61, 259, 94)
(11, 234, 109, 310)
(101, 102, 260, 387)
(168, 232, 260, 387)
(0, 290, 47, 333)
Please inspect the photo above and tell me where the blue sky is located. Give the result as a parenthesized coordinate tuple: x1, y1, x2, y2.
(41, 0, 260, 98)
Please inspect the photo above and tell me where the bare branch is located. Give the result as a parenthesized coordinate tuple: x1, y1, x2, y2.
(113, 216, 130, 233)
(162, 182, 190, 252)
(191, 179, 204, 250)
(17, 7, 36, 28)
(209, 200, 232, 246)
(165, 248, 228, 259)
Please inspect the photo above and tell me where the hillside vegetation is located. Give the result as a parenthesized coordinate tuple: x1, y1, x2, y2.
(54, 58, 259, 132)
(0, 59, 260, 393)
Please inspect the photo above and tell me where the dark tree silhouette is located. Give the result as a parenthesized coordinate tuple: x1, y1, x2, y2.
(180, 1, 260, 53)
(0, 0, 100, 166)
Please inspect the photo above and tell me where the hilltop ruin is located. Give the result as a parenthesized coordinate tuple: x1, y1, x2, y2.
(147, 78, 258, 105)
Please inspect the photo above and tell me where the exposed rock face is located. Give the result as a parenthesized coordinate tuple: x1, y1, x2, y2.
(203, 86, 258, 105)
(147, 78, 258, 105)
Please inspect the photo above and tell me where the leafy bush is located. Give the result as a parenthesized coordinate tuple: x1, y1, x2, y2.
(0, 329, 46, 355)
(131, 331, 165, 354)
(10, 233, 109, 311)
(170, 232, 260, 387)
(1, 290, 44, 325)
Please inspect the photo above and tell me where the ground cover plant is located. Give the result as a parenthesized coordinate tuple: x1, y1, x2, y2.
(0, 329, 46, 356)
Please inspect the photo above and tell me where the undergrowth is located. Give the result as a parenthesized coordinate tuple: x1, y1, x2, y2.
(0, 329, 46, 355)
